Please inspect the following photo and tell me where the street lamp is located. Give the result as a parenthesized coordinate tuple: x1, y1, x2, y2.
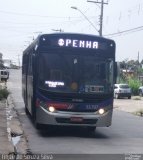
(52, 29, 64, 32)
(71, 6, 99, 34)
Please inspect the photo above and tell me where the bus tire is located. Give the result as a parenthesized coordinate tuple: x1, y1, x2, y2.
(34, 121, 42, 130)
(31, 97, 36, 120)
(87, 126, 96, 132)
(31, 98, 43, 129)
(25, 106, 29, 115)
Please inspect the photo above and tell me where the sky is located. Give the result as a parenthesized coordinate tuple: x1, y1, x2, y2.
(0, 0, 143, 65)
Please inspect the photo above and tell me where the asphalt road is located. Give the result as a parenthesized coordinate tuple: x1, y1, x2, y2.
(7, 69, 143, 159)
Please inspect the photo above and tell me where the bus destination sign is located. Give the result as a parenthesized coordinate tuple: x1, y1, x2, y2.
(58, 38, 99, 49)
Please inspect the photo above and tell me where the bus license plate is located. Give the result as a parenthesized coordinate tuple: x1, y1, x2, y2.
(70, 117, 83, 122)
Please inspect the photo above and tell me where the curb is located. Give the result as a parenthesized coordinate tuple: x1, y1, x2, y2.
(6, 94, 29, 154)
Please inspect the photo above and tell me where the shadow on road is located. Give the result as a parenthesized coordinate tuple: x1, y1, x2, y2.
(18, 107, 110, 140)
(37, 126, 109, 139)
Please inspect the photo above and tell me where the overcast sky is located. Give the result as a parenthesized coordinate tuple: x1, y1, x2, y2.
(0, 0, 143, 64)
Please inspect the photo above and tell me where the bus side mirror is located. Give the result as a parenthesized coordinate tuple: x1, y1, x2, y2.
(114, 62, 117, 84)
(114, 62, 120, 84)
(32, 50, 36, 75)
(32, 53, 36, 68)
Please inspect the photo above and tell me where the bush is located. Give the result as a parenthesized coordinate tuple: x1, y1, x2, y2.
(0, 88, 9, 100)
(128, 78, 141, 95)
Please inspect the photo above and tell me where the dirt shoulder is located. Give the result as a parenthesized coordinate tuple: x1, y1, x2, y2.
(114, 96, 143, 115)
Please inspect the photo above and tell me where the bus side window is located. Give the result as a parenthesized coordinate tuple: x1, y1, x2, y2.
(27, 52, 33, 76)
(22, 54, 27, 74)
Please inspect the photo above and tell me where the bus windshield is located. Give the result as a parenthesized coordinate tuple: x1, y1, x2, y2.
(38, 52, 114, 94)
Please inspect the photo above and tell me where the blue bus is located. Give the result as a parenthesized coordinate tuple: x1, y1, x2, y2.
(22, 33, 116, 131)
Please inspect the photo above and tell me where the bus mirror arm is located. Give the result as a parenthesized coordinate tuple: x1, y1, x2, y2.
(32, 51, 36, 57)
(114, 62, 117, 84)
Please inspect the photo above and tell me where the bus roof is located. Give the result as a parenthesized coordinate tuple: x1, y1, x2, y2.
(23, 32, 115, 54)
(39, 32, 114, 42)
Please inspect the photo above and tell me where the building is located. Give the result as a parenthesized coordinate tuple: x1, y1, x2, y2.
(122, 69, 134, 77)
(0, 53, 3, 68)
(3, 59, 12, 68)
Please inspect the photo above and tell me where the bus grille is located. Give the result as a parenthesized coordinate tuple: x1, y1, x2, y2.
(56, 118, 97, 124)
(56, 108, 98, 112)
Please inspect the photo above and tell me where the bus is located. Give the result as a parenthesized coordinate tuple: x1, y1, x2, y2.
(22, 33, 116, 131)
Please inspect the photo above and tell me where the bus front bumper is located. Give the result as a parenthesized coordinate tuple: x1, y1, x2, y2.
(36, 106, 113, 127)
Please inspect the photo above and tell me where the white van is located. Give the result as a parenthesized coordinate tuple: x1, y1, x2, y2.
(0, 70, 9, 82)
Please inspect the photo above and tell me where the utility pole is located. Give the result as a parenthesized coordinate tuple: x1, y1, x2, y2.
(87, 0, 108, 36)
(138, 51, 140, 63)
(137, 51, 140, 79)
(17, 54, 20, 68)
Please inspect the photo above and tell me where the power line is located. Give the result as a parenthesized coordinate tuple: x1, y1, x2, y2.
(104, 25, 143, 37)
(0, 10, 71, 18)
(0, 10, 96, 19)
(103, 2, 143, 36)
(0, 17, 97, 26)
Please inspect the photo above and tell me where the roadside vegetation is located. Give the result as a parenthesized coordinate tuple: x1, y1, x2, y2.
(0, 88, 9, 100)
(128, 78, 141, 95)
(118, 59, 143, 96)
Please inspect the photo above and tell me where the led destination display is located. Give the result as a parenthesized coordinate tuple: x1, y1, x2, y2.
(40, 36, 114, 50)
(58, 38, 99, 49)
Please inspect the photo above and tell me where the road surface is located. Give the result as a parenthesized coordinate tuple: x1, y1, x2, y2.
(7, 69, 143, 159)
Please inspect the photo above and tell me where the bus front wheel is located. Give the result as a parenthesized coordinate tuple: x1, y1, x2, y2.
(87, 126, 96, 132)
(34, 121, 43, 130)
(25, 105, 29, 115)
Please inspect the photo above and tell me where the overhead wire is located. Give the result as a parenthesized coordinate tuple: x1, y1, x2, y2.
(104, 25, 143, 38)
(103, 1, 143, 38)
(0, 10, 96, 19)
(0, 2, 143, 38)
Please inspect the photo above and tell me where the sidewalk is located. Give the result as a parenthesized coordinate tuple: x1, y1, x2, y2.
(0, 100, 14, 154)
(0, 82, 28, 155)
(0, 82, 14, 154)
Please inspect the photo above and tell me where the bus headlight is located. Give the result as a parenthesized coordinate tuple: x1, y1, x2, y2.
(48, 106, 55, 112)
(98, 108, 105, 115)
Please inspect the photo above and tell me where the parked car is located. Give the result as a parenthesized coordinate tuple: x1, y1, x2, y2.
(0, 69, 9, 82)
(114, 84, 132, 99)
(138, 86, 143, 96)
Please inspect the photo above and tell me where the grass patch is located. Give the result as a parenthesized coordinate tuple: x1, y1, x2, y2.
(0, 88, 10, 100)
(132, 96, 141, 100)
